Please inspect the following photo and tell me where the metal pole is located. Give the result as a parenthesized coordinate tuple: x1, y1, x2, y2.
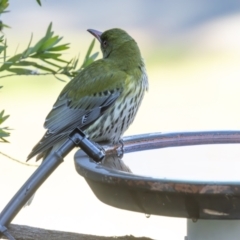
(0, 128, 105, 239)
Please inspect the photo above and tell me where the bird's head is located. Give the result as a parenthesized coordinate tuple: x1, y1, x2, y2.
(87, 28, 139, 59)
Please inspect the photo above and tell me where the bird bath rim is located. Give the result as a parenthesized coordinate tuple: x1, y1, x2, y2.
(74, 130, 240, 219)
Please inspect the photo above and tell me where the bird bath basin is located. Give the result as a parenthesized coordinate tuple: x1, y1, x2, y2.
(74, 131, 240, 240)
(1, 130, 240, 240)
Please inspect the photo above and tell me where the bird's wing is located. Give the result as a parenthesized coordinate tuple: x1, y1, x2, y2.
(27, 61, 126, 160)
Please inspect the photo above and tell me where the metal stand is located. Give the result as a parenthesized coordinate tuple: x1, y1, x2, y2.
(187, 219, 240, 240)
(74, 131, 240, 240)
(0, 128, 105, 240)
(2, 130, 240, 240)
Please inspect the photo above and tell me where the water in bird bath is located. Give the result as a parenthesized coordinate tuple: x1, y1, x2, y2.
(123, 144, 240, 182)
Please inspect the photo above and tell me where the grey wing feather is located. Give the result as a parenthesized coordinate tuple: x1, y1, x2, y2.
(27, 90, 121, 160)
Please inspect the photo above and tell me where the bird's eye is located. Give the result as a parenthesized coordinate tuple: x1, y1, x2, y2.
(102, 40, 108, 48)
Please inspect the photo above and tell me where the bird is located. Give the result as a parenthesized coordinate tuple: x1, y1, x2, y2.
(25, 28, 148, 206)
(27, 28, 148, 162)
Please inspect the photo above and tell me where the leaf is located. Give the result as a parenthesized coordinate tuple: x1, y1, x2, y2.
(22, 33, 34, 58)
(31, 23, 54, 53)
(53, 74, 67, 82)
(85, 39, 95, 61)
(82, 58, 94, 68)
(0, 53, 22, 71)
(45, 22, 53, 39)
(22, 47, 35, 58)
(31, 37, 48, 53)
(90, 52, 99, 61)
(81, 52, 99, 69)
(57, 57, 70, 63)
(12, 60, 37, 66)
(36, 0, 42, 6)
(38, 36, 62, 52)
(0, 44, 7, 54)
(14, 61, 56, 73)
(0, 110, 9, 124)
(31, 52, 62, 59)
(0, 62, 12, 72)
(0, 22, 10, 29)
(0, 129, 9, 137)
(3, 39, 7, 62)
(0, 127, 10, 142)
(7, 68, 35, 75)
(80, 39, 98, 69)
(41, 59, 63, 68)
(0, 136, 10, 143)
(73, 55, 79, 69)
(39, 56, 69, 64)
(0, 0, 9, 13)
(50, 43, 70, 52)
(6, 53, 22, 63)
(0, 110, 10, 142)
(0, 114, 9, 124)
(34, 65, 56, 73)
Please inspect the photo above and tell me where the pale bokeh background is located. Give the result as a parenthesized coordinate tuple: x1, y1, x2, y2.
(1, 1, 240, 239)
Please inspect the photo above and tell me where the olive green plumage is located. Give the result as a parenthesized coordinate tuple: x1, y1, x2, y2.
(27, 28, 148, 161)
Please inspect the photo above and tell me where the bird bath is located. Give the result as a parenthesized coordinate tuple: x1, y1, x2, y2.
(1, 130, 240, 240)
(74, 131, 240, 240)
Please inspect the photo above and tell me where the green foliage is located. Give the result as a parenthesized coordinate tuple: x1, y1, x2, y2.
(0, 0, 99, 143)
(0, 0, 10, 31)
(80, 38, 99, 69)
(0, 0, 9, 14)
(0, 0, 99, 80)
(0, 23, 99, 80)
(0, 35, 6, 54)
(36, 0, 41, 6)
(0, 110, 10, 142)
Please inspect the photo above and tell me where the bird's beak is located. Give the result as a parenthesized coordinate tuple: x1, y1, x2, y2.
(87, 29, 102, 43)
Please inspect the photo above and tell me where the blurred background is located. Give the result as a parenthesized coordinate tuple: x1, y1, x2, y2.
(1, 0, 240, 239)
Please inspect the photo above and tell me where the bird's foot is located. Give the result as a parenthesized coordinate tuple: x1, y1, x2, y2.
(117, 139, 125, 158)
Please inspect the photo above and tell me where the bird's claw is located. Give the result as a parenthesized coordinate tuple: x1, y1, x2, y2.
(117, 139, 125, 158)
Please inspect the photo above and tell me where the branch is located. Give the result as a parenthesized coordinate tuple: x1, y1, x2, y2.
(1, 224, 153, 240)
(0, 151, 38, 167)
(0, 72, 67, 81)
